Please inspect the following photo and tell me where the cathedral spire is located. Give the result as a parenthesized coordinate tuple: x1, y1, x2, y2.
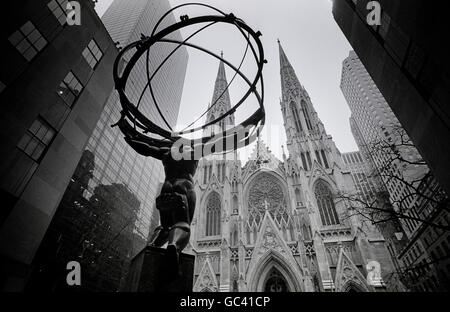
(206, 56, 234, 127)
(278, 41, 331, 170)
(278, 41, 303, 103)
(278, 40, 292, 72)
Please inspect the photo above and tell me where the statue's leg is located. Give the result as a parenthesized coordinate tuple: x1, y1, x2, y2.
(167, 190, 191, 252)
(149, 181, 174, 247)
(166, 221, 191, 276)
(168, 179, 196, 249)
(148, 211, 171, 247)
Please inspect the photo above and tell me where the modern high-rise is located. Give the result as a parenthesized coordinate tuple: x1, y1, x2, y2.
(0, 0, 118, 291)
(188, 42, 399, 292)
(341, 51, 450, 291)
(342, 151, 378, 201)
(28, 0, 188, 291)
(332, 0, 450, 199)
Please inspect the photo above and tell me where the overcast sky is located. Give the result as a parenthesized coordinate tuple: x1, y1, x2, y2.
(95, 0, 357, 161)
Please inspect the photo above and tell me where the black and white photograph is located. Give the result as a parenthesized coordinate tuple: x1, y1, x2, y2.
(0, 0, 449, 302)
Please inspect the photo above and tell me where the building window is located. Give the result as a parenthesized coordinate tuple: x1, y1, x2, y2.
(47, 0, 69, 25)
(306, 151, 312, 169)
(232, 195, 238, 213)
(17, 117, 56, 162)
(8, 21, 47, 61)
(295, 188, 303, 206)
(315, 150, 323, 166)
(203, 166, 208, 184)
(57, 71, 83, 107)
(230, 224, 238, 246)
(301, 153, 308, 170)
(378, 11, 391, 40)
(315, 180, 340, 226)
(205, 192, 221, 236)
(404, 42, 427, 80)
(290, 101, 303, 133)
(301, 100, 313, 131)
(82, 40, 103, 69)
(302, 224, 312, 241)
(222, 163, 226, 182)
(321, 150, 329, 169)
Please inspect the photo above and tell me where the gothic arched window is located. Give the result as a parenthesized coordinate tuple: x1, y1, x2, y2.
(203, 166, 208, 184)
(206, 192, 221, 236)
(222, 163, 226, 182)
(290, 101, 303, 133)
(231, 223, 238, 246)
(301, 100, 313, 131)
(302, 224, 312, 241)
(247, 173, 288, 224)
(314, 180, 339, 226)
(232, 195, 238, 214)
(295, 188, 302, 206)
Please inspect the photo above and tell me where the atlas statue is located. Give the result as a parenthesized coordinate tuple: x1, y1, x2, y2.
(112, 3, 266, 274)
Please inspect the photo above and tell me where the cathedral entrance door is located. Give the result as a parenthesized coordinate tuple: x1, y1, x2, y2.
(263, 268, 290, 292)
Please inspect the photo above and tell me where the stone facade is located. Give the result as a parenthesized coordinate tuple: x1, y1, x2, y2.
(188, 42, 398, 292)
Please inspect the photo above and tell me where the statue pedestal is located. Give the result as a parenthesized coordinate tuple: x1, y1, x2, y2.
(124, 246, 195, 292)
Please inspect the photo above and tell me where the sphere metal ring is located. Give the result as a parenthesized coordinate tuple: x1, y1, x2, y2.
(113, 3, 266, 157)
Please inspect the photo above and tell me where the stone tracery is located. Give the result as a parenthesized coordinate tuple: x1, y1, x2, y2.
(247, 173, 289, 225)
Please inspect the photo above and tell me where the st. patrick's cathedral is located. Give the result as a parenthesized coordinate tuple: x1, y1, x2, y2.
(185, 42, 397, 292)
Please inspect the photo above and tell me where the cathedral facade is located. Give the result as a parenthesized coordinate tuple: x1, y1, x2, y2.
(187, 42, 398, 292)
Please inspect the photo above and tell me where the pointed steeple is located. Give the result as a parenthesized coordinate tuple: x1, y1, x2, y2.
(278, 40, 293, 72)
(278, 41, 332, 172)
(207, 56, 233, 127)
(278, 40, 303, 102)
(203, 53, 238, 160)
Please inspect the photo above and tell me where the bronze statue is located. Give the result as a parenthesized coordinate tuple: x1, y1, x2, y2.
(112, 3, 266, 279)
(117, 118, 198, 272)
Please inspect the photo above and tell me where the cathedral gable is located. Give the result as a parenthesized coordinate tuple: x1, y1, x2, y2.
(334, 249, 371, 292)
(242, 140, 284, 181)
(194, 256, 219, 292)
(247, 212, 301, 273)
(244, 212, 305, 291)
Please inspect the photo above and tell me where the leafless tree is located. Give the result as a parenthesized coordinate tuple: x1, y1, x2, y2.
(338, 125, 450, 233)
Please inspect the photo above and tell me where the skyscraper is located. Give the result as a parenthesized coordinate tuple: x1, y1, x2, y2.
(342, 151, 377, 202)
(332, 0, 450, 199)
(28, 0, 189, 291)
(188, 42, 398, 292)
(0, 0, 117, 291)
(341, 51, 450, 291)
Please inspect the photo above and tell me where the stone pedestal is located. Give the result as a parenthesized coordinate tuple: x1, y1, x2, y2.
(124, 246, 195, 292)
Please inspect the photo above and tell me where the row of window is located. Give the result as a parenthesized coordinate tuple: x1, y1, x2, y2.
(290, 100, 314, 135)
(202, 163, 227, 184)
(300, 149, 329, 171)
(202, 179, 339, 238)
(8, 1, 70, 62)
(7, 1, 105, 197)
(17, 118, 56, 162)
(9, 31, 102, 109)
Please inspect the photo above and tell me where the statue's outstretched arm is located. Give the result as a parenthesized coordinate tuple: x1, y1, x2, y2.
(115, 115, 170, 160)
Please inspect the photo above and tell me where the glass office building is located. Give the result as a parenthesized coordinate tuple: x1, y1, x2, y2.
(29, 0, 188, 291)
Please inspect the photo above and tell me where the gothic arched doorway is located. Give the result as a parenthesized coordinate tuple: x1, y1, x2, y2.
(248, 250, 304, 292)
(263, 268, 290, 292)
(342, 281, 366, 292)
